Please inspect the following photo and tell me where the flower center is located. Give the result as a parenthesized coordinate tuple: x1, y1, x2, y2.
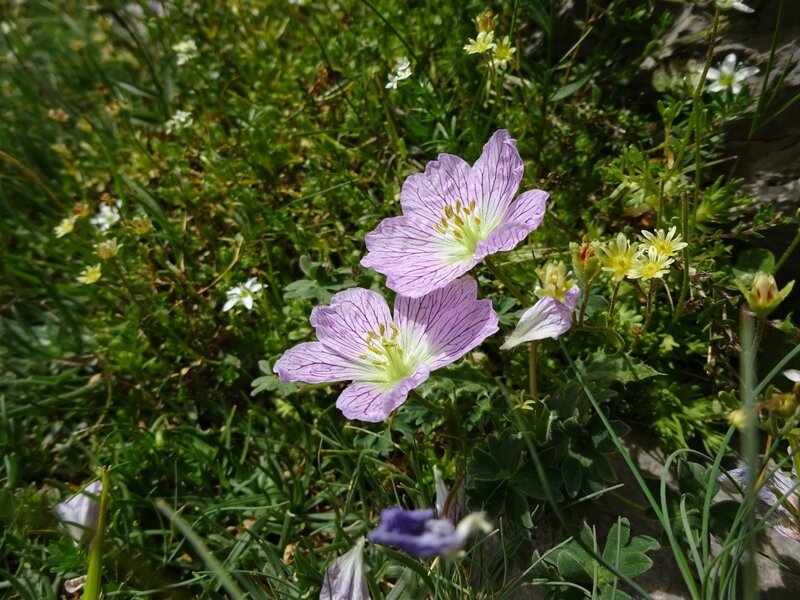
(360, 322, 414, 384)
(719, 73, 734, 87)
(433, 199, 484, 255)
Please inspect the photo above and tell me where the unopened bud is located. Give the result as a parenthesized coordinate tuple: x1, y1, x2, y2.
(570, 238, 601, 285)
(475, 11, 494, 33)
(95, 238, 121, 260)
(765, 392, 797, 419)
(737, 271, 794, 318)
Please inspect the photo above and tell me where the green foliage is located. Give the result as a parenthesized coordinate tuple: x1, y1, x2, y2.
(542, 519, 659, 599)
(1, 0, 799, 597)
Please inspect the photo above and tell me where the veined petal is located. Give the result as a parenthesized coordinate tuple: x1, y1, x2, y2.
(500, 286, 580, 350)
(362, 216, 477, 298)
(274, 342, 374, 383)
(336, 367, 430, 422)
(394, 277, 498, 369)
(400, 153, 471, 223)
(474, 188, 548, 258)
(319, 538, 370, 600)
(468, 130, 524, 230)
(310, 288, 393, 359)
(503, 189, 549, 228)
(476, 223, 538, 259)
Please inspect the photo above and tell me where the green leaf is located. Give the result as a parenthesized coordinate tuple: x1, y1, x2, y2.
(732, 248, 775, 284)
(601, 518, 659, 579)
(549, 76, 591, 102)
(579, 351, 663, 385)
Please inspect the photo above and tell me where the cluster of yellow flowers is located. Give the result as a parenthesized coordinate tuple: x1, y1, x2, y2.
(463, 12, 516, 70)
(595, 227, 687, 283)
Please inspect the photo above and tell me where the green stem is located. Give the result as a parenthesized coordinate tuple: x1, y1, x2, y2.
(774, 220, 800, 275)
(672, 9, 720, 324)
(484, 255, 527, 305)
(529, 340, 539, 399)
(409, 388, 445, 414)
(630, 280, 657, 353)
(739, 311, 759, 600)
(607, 279, 623, 326)
(82, 467, 109, 600)
(577, 281, 591, 326)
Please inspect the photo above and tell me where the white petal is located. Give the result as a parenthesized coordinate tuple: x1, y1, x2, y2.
(721, 53, 738, 75)
(500, 295, 575, 350)
(735, 66, 759, 81)
(222, 297, 239, 312)
(705, 68, 720, 80)
(242, 295, 254, 310)
(784, 370, 800, 383)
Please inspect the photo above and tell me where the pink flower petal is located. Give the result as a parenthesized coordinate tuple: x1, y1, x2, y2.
(361, 130, 549, 297)
(336, 367, 430, 422)
(274, 342, 371, 383)
(362, 216, 477, 298)
(469, 130, 524, 229)
(394, 277, 498, 369)
(310, 288, 393, 359)
(400, 153, 471, 224)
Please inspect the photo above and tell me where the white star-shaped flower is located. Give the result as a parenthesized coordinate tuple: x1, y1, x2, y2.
(222, 278, 264, 312)
(705, 53, 759, 96)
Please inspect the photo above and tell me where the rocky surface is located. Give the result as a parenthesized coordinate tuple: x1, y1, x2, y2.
(656, 0, 800, 213)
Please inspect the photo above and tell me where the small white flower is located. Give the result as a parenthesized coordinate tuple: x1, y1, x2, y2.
(1, 21, 14, 35)
(490, 36, 516, 69)
(222, 278, 264, 312)
(172, 38, 198, 66)
(629, 246, 674, 281)
(55, 480, 102, 546)
(76, 264, 102, 285)
(165, 110, 193, 134)
(385, 56, 412, 89)
(705, 53, 759, 96)
(464, 30, 496, 55)
(716, 0, 755, 13)
(89, 199, 122, 232)
(54, 215, 78, 238)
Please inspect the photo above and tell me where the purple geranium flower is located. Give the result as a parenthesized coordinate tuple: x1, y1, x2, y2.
(500, 285, 581, 350)
(719, 465, 800, 543)
(361, 130, 549, 298)
(319, 537, 370, 600)
(274, 277, 498, 422)
(369, 507, 491, 558)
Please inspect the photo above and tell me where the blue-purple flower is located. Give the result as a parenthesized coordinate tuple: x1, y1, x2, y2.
(368, 507, 491, 558)
(319, 537, 370, 600)
(361, 130, 549, 298)
(274, 277, 498, 422)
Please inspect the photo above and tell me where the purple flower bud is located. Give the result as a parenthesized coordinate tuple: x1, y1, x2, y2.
(369, 507, 491, 558)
